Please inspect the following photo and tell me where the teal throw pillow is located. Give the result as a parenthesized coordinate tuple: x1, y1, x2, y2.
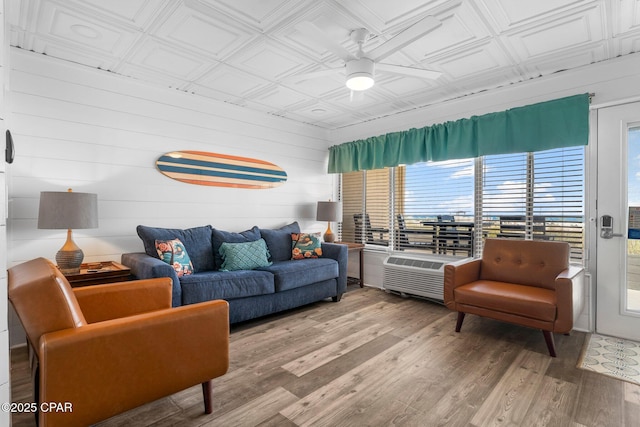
(155, 238, 194, 277)
(219, 238, 272, 271)
(292, 232, 322, 259)
(212, 226, 261, 270)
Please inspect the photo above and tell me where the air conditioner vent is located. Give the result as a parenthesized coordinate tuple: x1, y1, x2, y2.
(383, 254, 467, 301)
(386, 256, 444, 270)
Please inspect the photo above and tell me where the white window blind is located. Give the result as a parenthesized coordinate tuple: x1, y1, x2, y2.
(393, 160, 474, 254)
(339, 171, 363, 244)
(480, 152, 529, 239)
(363, 168, 391, 248)
(339, 169, 391, 247)
(533, 147, 585, 260)
(480, 147, 584, 261)
(339, 147, 584, 262)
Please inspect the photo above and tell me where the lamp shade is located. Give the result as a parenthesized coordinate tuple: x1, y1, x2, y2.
(316, 201, 342, 222)
(38, 190, 99, 230)
(38, 189, 99, 275)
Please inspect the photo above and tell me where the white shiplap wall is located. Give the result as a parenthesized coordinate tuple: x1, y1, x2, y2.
(0, 0, 9, 420)
(7, 48, 334, 345)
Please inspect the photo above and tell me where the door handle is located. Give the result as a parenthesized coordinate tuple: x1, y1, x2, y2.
(600, 215, 624, 239)
(601, 230, 624, 239)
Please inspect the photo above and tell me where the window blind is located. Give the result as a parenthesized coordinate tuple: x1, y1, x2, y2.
(339, 171, 364, 244)
(340, 147, 584, 262)
(533, 147, 585, 260)
(480, 147, 584, 261)
(363, 168, 392, 248)
(339, 169, 391, 248)
(393, 160, 474, 252)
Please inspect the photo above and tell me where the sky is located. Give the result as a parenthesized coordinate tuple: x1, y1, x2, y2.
(404, 146, 584, 219)
(628, 127, 640, 207)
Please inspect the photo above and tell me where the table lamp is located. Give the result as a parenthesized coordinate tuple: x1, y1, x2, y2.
(316, 201, 342, 243)
(38, 188, 99, 274)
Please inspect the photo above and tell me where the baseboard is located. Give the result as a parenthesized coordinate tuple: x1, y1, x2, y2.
(10, 342, 27, 351)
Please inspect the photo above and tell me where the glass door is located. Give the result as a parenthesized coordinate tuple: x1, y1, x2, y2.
(596, 102, 640, 340)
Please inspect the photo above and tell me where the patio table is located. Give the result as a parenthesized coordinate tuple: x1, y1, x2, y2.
(420, 221, 474, 256)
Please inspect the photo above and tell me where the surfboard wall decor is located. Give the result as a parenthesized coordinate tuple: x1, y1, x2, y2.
(156, 151, 287, 189)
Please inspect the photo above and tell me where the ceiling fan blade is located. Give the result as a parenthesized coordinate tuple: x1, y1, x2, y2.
(283, 68, 343, 83)
(377, 63, 442, 80)
(368, 16, 442, 62)
(295, 21, 356, 61)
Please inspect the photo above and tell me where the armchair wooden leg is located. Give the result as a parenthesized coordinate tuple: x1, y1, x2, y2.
(34, 364, 40, 426)
(542, 330, 557, 357)
(455, 312, 465, 332)
(202, 380, 213, 414)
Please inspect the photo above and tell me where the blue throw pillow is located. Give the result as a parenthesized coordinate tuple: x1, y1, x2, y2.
(212, 226, 261, 270)
(219, 238, 272, 271)
(137, 225, 214, 272)
(260, 221, 300, 262)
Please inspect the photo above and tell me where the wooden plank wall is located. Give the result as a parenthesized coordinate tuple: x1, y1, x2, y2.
(6, 48, 333, 345)
(0, 0, 9, 421)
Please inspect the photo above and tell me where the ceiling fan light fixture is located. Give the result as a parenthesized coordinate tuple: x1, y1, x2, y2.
(346, 58, 375, 91)
(346, 75, 374, 91)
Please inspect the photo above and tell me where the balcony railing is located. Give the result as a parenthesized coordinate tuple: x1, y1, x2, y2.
(345, 214, 584, 260)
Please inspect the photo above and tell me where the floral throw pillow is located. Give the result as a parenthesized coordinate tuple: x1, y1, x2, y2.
(291, 232, 322, 260)
(155, 238, 194, 277)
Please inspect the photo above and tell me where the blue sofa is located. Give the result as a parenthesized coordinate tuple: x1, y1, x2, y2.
(121, 222, 347, 324)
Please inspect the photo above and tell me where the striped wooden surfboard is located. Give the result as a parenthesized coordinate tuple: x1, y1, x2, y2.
(156, 151, 287, 189)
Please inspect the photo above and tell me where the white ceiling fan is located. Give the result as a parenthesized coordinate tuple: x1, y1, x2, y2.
(289, 16, 443, 91)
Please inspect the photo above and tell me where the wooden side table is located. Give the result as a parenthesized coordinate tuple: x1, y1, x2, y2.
(335, 242, 365, 287)
(63, 261, 132, 288)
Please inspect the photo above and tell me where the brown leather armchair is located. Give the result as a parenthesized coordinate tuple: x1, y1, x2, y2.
(8, 258, 230, 426)
(444, 238, 584, 357)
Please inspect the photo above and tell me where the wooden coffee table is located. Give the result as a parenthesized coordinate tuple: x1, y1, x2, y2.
(63, 261, 132, 288)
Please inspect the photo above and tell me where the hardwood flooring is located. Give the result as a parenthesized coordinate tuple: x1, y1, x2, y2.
(10, 286, 640, 426)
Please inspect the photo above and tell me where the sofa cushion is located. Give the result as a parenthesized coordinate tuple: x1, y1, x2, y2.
(454, 280, 557, 322)
(179, 270, 275, 304)
(155, 238, 194, 277)
(260, 222, 300, 262)
(219, 239, 272, 271)
(212, 226, 261, 270)
(137, 225, 214, 272)
(259, 258, 338, 292)
(292, 232, 322, 259)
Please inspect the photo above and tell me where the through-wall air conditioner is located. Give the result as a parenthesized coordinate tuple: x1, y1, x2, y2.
(383, 254, 469, 302)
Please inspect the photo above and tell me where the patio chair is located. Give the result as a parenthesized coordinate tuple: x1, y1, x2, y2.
(437, 215, 460, 254)
(498, 215, 548, 240)
(354, 213, 388, 246)
(395, 214, 436, 252)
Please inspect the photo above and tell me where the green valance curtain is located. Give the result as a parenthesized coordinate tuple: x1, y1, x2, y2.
(328, 93, 589, 173)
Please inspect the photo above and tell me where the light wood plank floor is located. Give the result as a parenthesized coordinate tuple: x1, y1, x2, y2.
(11, 286, 640, 426)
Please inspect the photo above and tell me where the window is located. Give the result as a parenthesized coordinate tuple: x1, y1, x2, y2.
(340, 147, 585, 262)
(480, 147, 584, 261)
(340, 168, 392, 248)
(533, 147, 584, 256)
(339, 171, 364, 244)
(394, 160, 474, 253)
